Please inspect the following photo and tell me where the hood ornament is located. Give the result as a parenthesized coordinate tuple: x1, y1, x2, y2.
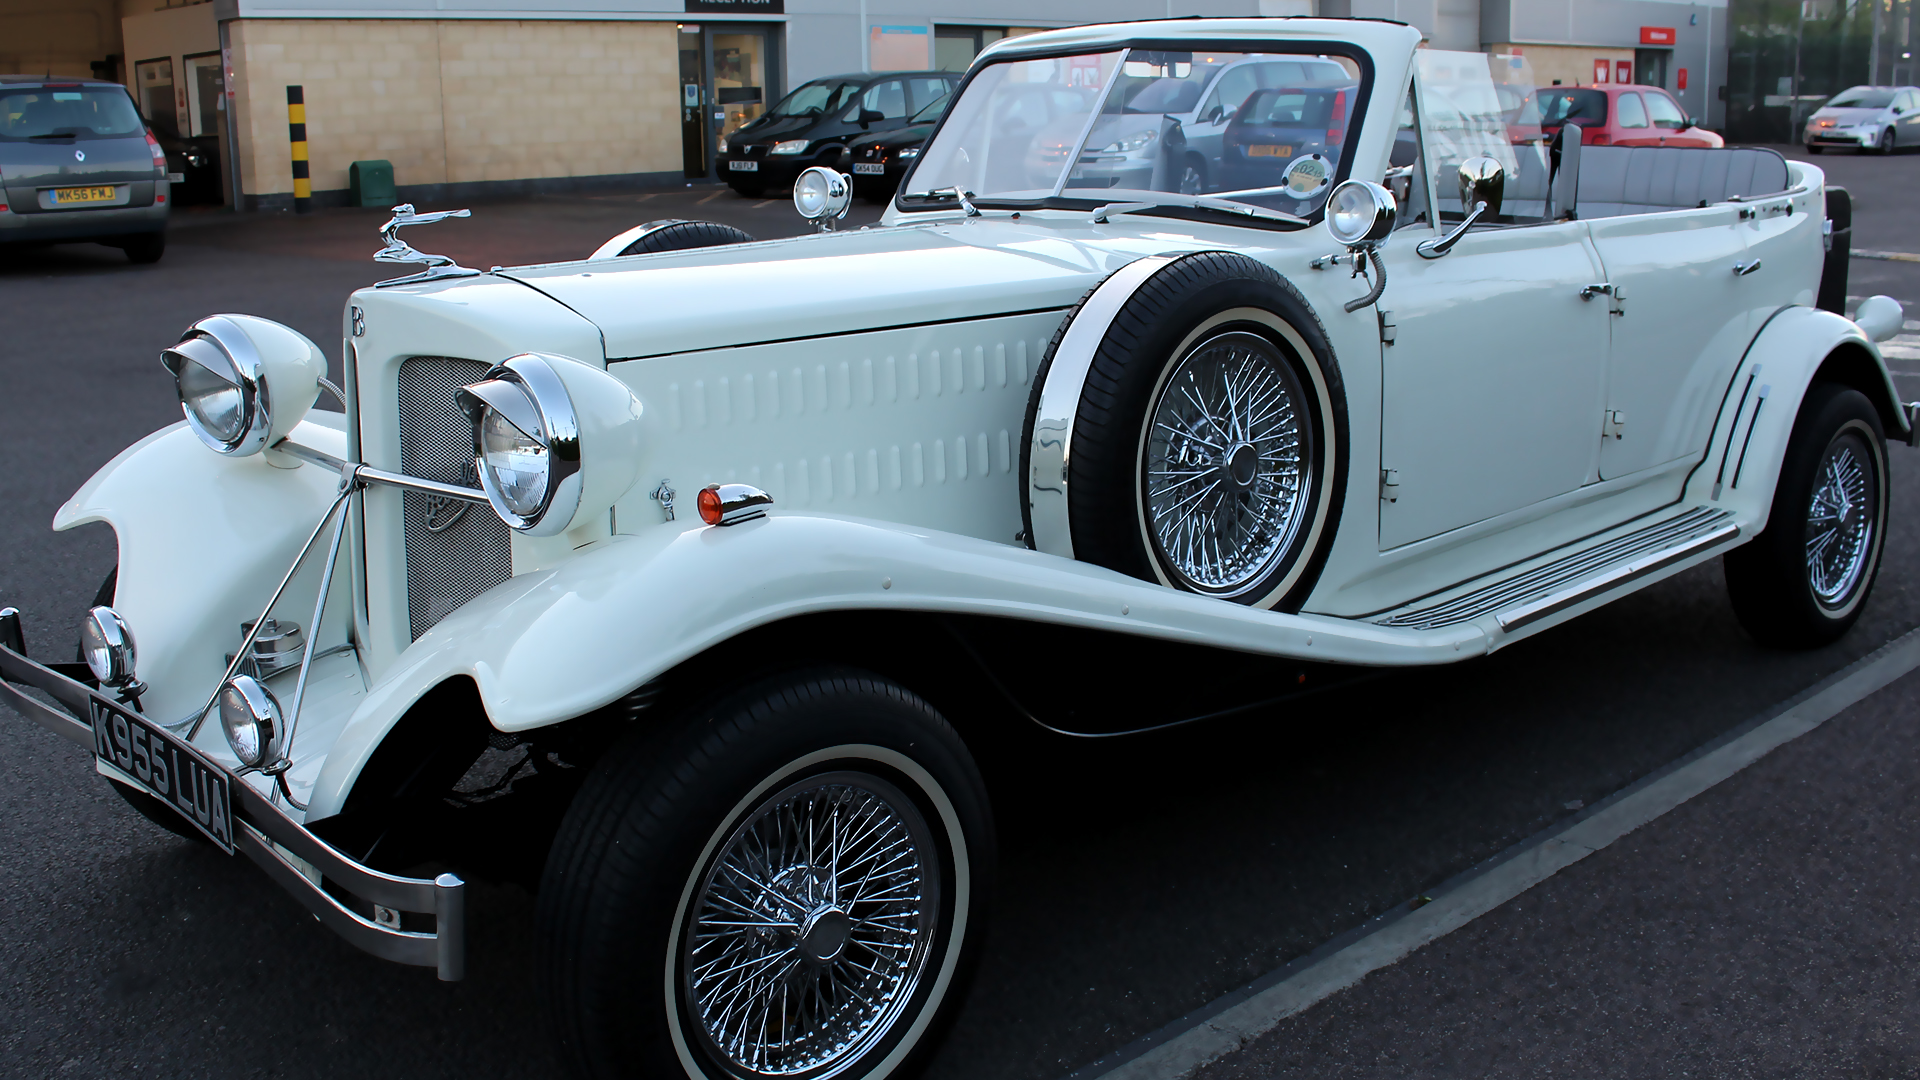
(373, 203, 483, 288)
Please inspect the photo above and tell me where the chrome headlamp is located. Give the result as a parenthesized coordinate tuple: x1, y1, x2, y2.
(1326, 179, 1397, 248)
(81, 606, 137, 688)
(160, 315, 327, 458)
(793, 166, 851, 230)
(219, 674, 281, 768)
(457, 353, 648, 538)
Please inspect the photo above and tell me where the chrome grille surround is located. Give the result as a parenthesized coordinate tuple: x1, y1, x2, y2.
(397, 357, 511, 639)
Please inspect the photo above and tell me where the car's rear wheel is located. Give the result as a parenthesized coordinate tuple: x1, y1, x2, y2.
(1024, 252, 1346, 611)
(538, 669, 992, 1080)
(1725, 383, 1888, 647)
(120, 232, 164, 264)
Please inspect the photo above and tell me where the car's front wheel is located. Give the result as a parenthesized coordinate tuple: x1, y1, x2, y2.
(1805, 141, 1824, 155)
(1880, 127, 1898, 155)
(538, 670, 993, 1080)
(1725, 383, 1889, 647)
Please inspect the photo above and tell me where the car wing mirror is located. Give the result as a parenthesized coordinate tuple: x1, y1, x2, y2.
(858, 108, 886, 127)
(1201, 105, 1223, 124)
(1418, 155, 1504, 259)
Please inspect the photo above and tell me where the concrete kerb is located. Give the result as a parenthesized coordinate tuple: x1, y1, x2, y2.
(1068, 624, 1920, 1080)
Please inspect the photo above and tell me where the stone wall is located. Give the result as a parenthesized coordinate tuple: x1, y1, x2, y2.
(229, 18, 680, 200)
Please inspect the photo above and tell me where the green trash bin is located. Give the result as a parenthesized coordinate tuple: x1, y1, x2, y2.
(348, 160, 396, 208)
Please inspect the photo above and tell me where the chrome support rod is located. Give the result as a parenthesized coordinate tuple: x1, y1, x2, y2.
(184, 488, 351, 739)
(274, 440, 489, 504)
(271, 491, 350, 811)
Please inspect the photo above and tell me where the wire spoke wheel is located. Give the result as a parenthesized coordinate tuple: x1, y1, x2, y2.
(1143, 330, 1314, 597)
(683, 771, 939, 1078)
(1804, 433, 1876, 608)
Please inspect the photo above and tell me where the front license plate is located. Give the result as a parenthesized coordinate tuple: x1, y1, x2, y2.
(52, 185, 118, 204)
(92, 697, 235, 852)
(729, 160, 759, 172)
(1248, 145, 1293, 158)
(853, 162, 886, 175)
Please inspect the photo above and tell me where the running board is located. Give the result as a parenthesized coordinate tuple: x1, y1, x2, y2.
(1374, 507, 1741, 633)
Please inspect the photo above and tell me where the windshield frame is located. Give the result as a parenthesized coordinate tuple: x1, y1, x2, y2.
(892, 36, 1375, 229)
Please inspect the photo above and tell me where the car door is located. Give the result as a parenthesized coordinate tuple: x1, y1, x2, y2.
(1613, 92, 1657, 145)
(1897, 90, 1920, 142)
(850, 79, 911, 136)
(1588, 199, 1754, 480)
(1375, 64, 1613, 549)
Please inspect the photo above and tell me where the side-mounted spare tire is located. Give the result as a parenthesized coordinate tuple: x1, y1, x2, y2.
(589, 219, 756, 260)
(1021, 251, 1347, 612)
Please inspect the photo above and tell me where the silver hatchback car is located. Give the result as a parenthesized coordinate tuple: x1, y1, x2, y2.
(1803, 85, 1920, 154)
(0, 76, 171, 262)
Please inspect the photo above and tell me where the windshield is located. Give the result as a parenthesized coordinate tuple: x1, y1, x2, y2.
(911, 93, 950, 124)
(0, 86, 145, 141)
(1829, 88, 1896, 108)
(1533, 88, 1608, 126)
(904, 46, 1365, 221)
(767, 80, 863, 120)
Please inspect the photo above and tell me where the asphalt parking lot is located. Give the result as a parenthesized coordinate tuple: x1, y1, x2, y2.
(4, 149, 1920, 1080)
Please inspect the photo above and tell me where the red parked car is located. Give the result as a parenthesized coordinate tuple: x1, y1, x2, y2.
(1527, 84, 1723, 147)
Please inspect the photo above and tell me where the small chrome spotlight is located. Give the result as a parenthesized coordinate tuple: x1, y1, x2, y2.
(81, 606, 143, 695)
(219, 675, 282, 768)
(793, 167, 851, 231)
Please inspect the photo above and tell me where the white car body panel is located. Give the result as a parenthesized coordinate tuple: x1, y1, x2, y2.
(37, 18, 1910, 832)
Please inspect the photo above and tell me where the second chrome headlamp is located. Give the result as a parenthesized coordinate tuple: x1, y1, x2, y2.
(456, 353, 647, 537)
(160, 314, 327, 458)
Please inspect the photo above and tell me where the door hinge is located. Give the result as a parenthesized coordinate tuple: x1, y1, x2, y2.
(1580, 283, 1626, 315)
(1379, 468, 1400, 502)
(1602, 410, 1627, 440)
(1377, 309, 1397, 345)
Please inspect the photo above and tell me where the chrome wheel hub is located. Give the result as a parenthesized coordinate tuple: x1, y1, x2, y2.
(1806, 435, 1875, 608)
(1144, 330, 1313, 596)
(684, 775, 936, 1077)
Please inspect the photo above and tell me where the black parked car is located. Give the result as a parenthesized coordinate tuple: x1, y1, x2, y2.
(719, 71, 960, 197)
(841, 90, 950, 203)
(152, 128, 220, 205)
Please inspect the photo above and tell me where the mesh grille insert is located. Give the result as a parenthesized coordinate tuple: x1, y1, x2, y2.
(398, 357, 511, 639)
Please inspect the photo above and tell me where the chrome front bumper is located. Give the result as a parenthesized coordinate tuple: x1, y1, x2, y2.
(0, 607, 466, 981)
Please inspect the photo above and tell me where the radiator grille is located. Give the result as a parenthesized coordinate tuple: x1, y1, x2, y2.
(398, 357, 511, 639)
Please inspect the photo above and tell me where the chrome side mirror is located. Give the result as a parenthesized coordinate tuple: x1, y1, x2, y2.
(1418, 155, 1505, 259)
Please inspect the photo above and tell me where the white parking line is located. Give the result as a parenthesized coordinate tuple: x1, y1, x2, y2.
(1077, 626, 1920, 1080)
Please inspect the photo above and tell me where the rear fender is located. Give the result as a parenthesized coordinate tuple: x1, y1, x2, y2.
(304, 513, 1488, 819)
(1684, 305, 1906, 533)
(53, 417, 348, 723)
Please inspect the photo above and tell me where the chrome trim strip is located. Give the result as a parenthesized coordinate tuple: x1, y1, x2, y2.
(1025, 254, 1179, 559)
(1495, 521, 1741, 632)
(274, 440, 491, 506)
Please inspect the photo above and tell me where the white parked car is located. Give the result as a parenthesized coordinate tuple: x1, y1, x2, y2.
(1803, 84, 1920, 154)
(3, 19, 1914, 1080)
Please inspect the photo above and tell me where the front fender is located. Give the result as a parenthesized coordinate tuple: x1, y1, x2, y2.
(306, 513, 1487, 819)
(54, 416, 348, 723)
(1684, 305, 1904, 533)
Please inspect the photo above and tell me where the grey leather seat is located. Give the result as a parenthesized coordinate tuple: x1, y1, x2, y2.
(1574, 146, 1790, 219)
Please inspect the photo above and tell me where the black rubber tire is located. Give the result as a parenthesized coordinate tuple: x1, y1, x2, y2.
(728, 181, 767, 198)
(121, 232, 165, 264)
(615, 219, 756, 257)
(1725, 383, 1889, 648)
(537, 669, 993, 1080)
(1020, 251, 1347, 611)
(1881, 128, 1898, 155)
(1805, 143, 1823, 155)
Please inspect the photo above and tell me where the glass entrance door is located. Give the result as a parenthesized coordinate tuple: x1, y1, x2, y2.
(677, 24, 778, 180)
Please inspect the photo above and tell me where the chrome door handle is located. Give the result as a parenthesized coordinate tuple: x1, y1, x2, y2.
(1579, 283, 1614, 300)
(1733, 259, 1763, 277)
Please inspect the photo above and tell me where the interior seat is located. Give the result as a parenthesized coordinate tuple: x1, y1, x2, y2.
(1574, 146, 1790, 219)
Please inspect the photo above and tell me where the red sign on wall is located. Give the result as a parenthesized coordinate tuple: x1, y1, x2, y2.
(1617, 60, 1633, 84)
(1677, 67, 1689, 90)
(1594, 58, 1610, 84)
(1640, 26, 1676, 45)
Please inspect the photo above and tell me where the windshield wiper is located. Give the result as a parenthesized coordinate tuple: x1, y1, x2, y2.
(28, 130, 82, 140)
(1090, 193, 1308, 227)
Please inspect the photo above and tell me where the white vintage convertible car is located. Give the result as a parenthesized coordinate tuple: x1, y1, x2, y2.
(2, 18, 1913, 1080)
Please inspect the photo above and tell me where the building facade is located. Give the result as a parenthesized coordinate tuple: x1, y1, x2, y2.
(95, 0, 1732, 211)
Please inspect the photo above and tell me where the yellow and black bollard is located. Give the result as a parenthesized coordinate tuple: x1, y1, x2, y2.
(287, 85, 310, 213)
